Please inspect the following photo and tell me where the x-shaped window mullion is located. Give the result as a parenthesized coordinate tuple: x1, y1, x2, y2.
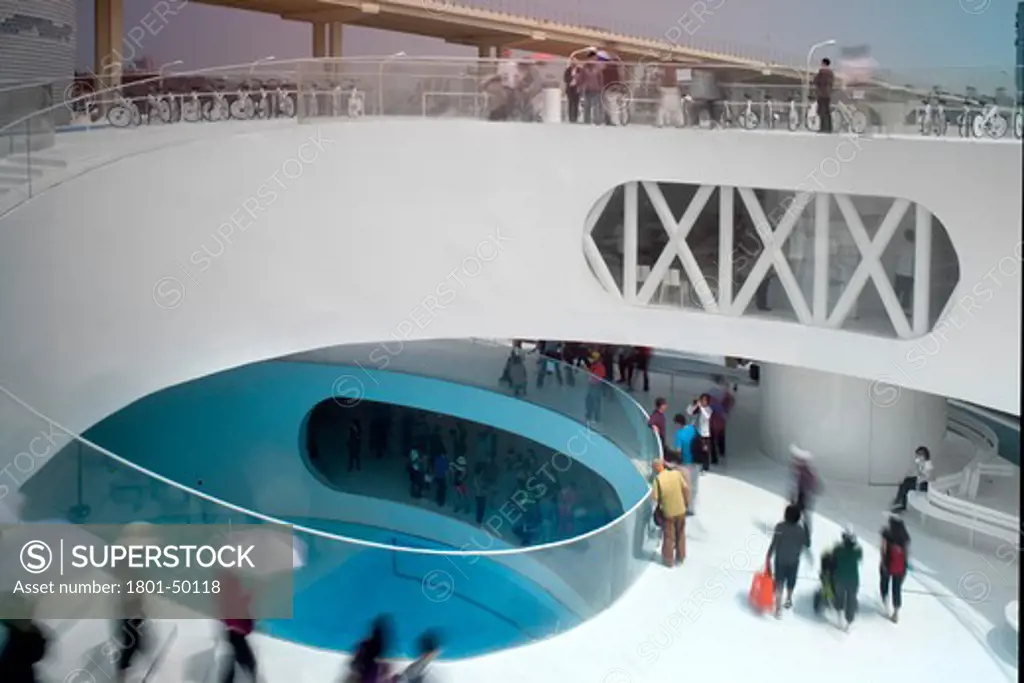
(732, 188, 812, 322)
(636, 182, 717, 309)
(830, 195, 912, 337)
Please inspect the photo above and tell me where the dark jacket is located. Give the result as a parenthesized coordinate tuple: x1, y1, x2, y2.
(831, 538, 863, 588)
(813, 67, 834, 99)
(768, 520, 810, 566)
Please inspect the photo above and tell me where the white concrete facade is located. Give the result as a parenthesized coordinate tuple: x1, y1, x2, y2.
(759, 362, 950, 485)
(0, 120, 1019, 452)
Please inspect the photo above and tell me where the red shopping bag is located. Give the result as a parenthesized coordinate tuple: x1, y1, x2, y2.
(749, 564, 775, 614)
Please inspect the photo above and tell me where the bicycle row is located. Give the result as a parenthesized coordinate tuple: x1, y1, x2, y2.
(74, 84, 369, 127)
(68, 83, 1024, 140)
(913, 98, 1023, 139)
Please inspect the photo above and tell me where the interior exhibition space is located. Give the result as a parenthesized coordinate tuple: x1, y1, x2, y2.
(0, 2, 1020, 683)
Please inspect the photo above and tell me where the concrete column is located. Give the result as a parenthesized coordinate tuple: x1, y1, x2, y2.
(312, 23, 327, 58)
(94, 0, 124, 91)
(329, 23, 344, 58)
(759, 363, 948, 485)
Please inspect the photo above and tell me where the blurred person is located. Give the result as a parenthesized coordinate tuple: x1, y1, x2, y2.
(564, 59, 581, 122)
(880, 513, 911, 623)
(708, 388, 728, 462)
(0, 617, 50, 683)
(347, 418, 363, 472)
(346, 616, 393, 683)
(601, 56, 627, 126)
(631, 346, 652, 392)
(686, 394, 714, 470)
(451, 455, 469, 513)
(471, 461, 489, 524)
(517, 59, 543, 121)
(579, 53, 603, 124)
(433, 446, 450, 508)
(891, 446, 932, 513)
(219, 571, 257, 683)
(113, 543, 149, 683)
(497, 49, 520, 119)
(791, 445, 820, 542)
(393, 630, 441, 683)
(584, 351, 607, 423)
(652, 459, 690, 566)
(408, 449, 425, 499)
(812, 57, 835, 133)
(765, 504, 811, 618)
(537, 340, 564, 388)
(647, 397, 669, 449)
(829, 526, 863, 631)
(656, 62, 684, 127)
(616, 346, 635, 385)
(671, 413, 699, 515)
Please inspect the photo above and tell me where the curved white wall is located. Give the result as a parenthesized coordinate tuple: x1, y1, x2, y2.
(759, 362, 949, 485)
(0, 120, 1018, 448)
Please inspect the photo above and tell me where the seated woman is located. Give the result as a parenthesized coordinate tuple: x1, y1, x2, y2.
(891, 446, 933, 512)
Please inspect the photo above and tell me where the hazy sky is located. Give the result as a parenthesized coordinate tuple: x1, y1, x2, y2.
(75, 0, 1019, 84)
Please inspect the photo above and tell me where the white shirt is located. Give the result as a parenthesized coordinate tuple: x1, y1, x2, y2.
(688, 403, 712, 437)
(896, 244, 914, 277)
(916, 458, 933, 482)
(498, 60, 519, 88)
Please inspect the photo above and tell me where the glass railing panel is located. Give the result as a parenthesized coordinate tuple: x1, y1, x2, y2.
(1, 387, 654, 659)
(291, 339, 660, 472)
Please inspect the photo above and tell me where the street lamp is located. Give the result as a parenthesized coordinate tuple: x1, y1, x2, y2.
(378, 51, 406, 115)
(803, 39, 836, 103)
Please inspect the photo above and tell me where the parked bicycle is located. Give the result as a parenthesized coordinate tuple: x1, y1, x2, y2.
(736, 94, 759, 130)
(204, 89, 230, 122)
(229, 82, 257, 119)
(971, 97, 1008, 139)
(786, 94, 801, 131)
(107, 93, 142, 128)
(1013, 103, 1022, 140)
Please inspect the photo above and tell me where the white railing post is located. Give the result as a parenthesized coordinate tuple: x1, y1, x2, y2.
(913, 203, 933, 335)
(718, 186, 734, 310)
(812, 192, 830, 322)
(623, 181, 638, 303)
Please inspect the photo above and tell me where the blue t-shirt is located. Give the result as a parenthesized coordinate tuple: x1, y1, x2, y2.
(674, 425, 697, 464)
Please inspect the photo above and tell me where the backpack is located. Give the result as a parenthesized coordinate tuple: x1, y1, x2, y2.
(888, 543, 906, 576)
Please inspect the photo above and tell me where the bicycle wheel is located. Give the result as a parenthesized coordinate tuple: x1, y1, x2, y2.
(1015, 111, 1022, 139)
(279, 94, 296, 118)
(988, 114, 1008, 139)
(229, 98, 251, 119)
(972, 115, 987, 138)
(182, 101, 201, 122)
(107, 105, 133, 128)
(920, 117, 931, 136)
(348, 96, 365, 119)
(936, 114, 948, 137)
(740, 112, 759, 129)
(805, 112, 820, 131)
(787, 113, 800, 131)
(850, 111, 867, 134)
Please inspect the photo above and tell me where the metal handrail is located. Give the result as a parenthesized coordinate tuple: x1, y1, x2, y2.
(2, 55, 976, 140)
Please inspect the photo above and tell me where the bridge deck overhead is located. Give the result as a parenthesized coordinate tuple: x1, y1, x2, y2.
(190, 0, 788, 68)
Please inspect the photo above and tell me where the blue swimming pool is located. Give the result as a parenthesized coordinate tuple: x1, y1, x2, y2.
(259, 519, 581, 659)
